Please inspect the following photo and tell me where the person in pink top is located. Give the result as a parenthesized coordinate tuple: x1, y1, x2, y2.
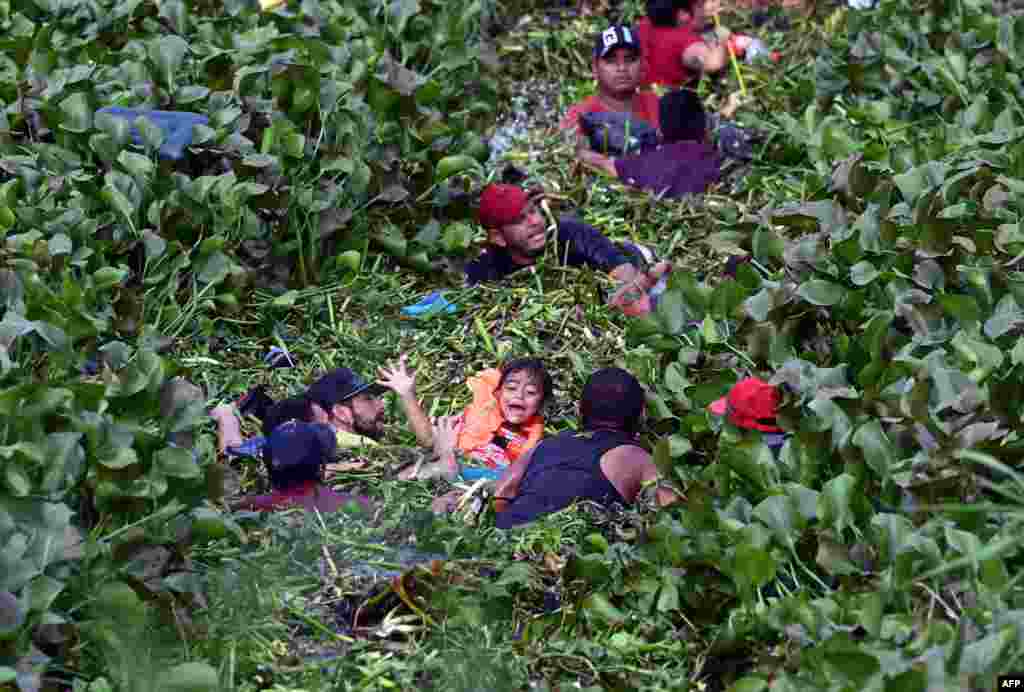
(559, 25, 661, 136)
(636, 0, 734, 88)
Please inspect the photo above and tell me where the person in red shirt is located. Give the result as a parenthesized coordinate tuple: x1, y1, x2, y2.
(560, 25, 661, 136)
(637, 0, 732, 88)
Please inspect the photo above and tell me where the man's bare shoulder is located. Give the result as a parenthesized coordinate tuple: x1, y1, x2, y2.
(603, 442, 651, 466)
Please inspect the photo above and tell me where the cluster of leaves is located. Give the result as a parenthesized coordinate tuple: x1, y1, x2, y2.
(0, 0, 503, 687)
(617, 0, 1024, 688)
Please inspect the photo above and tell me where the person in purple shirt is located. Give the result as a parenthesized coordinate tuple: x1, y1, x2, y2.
(465, 184, 672, 316)
(577, 88, 723, 199)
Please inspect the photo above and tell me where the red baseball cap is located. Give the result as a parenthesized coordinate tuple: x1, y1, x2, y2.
(708, 377, 782, 432)
(478, 184, 528, 229)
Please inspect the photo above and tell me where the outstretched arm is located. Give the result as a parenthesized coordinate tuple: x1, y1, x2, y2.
(210, 404, 244, 454)
(682, 40, 728, 76)
(378, 356, 433, 447)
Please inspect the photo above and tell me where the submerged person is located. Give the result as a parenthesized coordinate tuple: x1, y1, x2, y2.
(379, 356, 551, 482)
(491, 367, 681, 528)
(576, 88, 723, 199)
(466, 183, 671, 316)
(233, 419, 372, 514)
(707, 375, 788, 454)
(211, 367, 390, 465)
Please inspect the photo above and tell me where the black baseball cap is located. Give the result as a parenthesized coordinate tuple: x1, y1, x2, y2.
(594, 25, 641, 59)
(306, 368, 387, 408)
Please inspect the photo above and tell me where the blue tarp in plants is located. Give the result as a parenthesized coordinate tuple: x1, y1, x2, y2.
(95, 107, 209, 160)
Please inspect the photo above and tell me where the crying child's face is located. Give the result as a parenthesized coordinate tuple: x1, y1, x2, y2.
(497, 371, 544, 425)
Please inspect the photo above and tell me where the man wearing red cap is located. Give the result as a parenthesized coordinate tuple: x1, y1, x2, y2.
(467, 183, 671, 316)
(708, 376, 788, 453)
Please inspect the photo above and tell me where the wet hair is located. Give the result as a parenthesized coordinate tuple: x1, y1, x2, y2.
(497, 358, 553, 408)
(648, 0, 698, 27)
(660, 89, 707, 142)
(261, 395, 316, 438)
(580, 367, 646, 435)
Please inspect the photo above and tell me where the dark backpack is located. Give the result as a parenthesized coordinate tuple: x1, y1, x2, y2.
(580, 111, 660, 156)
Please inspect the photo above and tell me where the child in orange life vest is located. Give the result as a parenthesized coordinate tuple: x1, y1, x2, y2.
(378, 356, 550, 482)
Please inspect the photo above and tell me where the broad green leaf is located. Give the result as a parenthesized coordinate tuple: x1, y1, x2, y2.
(196, 251, 232, 285)
(727, 678, 768, 692)
(818, 473, 858, 536)
(155, 446, 201, 479)
(272, 290, 299, 308)
(101, 184, 137, 227)
(656, 577, 680, 613)
(175, 85, 208, 104)
(732, 544, 776, 592)
(142, 230, 167, 261)
(744, 288, 774, 322)
(850, 261, 879, 286)
(48, 233, 72, 256)
(753, 496, 803, 552)
(853, 420, 895, 480)
(654, 287, 687, 335)
(4, 463, 30, 496)
(796, 280, 844, 306)
(959, 625, 1015, 675)
(720, 439, 774, 491)
(117, 150, 154, 178)
(938, 294, 980, 324)
(984, 294, 1024, 339)
(652, 438, 672, 476)
(98, 447, 138, 470)
(27, 575, 64, 613)
(435, 155, 477, 182)
(824, 648, 881, 687)
(93, 266, 129, 290)
(580, 592, 626, 625)
(59, 92, 92, 133)
(149, 35, 189, 88)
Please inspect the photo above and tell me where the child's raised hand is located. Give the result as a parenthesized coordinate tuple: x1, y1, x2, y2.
(377, 355, 416, 399)
(431, 414, 463, 458)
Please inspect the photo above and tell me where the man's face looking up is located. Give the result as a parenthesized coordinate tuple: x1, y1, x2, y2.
(493, 202, 547, 260)
(593, 47, 641, 100)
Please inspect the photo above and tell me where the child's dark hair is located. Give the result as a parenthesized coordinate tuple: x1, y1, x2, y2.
(647, 0, 698, 27)
(660, 89, 706, 143)
(261, 395, 316, 438)
(497, 358, 553, 407)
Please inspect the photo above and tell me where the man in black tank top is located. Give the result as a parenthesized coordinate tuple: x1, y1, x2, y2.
(493, 368, 680, 528)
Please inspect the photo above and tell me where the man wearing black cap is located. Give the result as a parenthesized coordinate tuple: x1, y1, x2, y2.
(491, 368, 680, 528)
(560, 25, 661, 135)
(211, 367, 391, 461)
(305, 367, 390, 446)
